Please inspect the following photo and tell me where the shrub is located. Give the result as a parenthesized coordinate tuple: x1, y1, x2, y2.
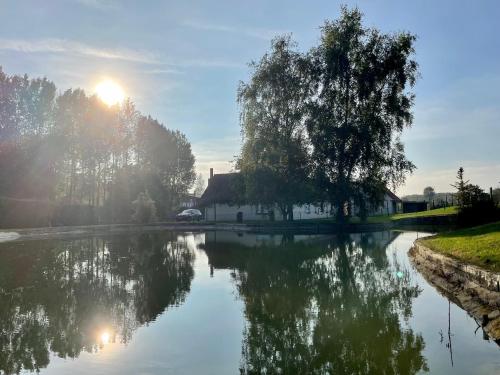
(457, 200, 500, 227)
(132, 191, 158, 223)
(452, 167, 500, 227)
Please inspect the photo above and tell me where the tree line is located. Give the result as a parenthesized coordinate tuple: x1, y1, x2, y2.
(0, 68, 195, 227)
(237, 7, 418, 221)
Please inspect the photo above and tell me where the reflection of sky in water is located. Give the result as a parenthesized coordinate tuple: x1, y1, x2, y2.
(0, 231, 497, 375)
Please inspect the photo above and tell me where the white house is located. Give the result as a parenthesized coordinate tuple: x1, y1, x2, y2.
(199, 170, 401, 222)
(179, 194, 199, 209)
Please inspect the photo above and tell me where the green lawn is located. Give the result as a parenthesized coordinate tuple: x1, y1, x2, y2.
(420, 221, 500, 272)
(391, 206, 458, 220)
(352, 206, 458, 224)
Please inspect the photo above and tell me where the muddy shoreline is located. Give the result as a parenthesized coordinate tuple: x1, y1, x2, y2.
(410, 241, 500, 342)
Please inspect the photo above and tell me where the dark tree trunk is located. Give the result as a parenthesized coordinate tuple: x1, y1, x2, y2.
(287, 204, 294, 221)
(336, 201, 346, 223)
(279, 205, 287, 221)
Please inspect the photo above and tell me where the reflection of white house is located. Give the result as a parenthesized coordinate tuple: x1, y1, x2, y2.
(199, 169, 402, 222)
(204, 231, 328, 248)
(204, 230, 399, 250)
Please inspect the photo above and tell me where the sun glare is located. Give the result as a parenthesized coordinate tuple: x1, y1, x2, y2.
(95, 79, 125, 106)
(100, 330, 111, 345)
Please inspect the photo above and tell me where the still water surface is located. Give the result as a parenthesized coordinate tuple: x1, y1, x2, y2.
(0, 231, 498, 374)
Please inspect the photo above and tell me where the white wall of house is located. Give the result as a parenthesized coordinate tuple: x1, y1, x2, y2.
(204, 193, 399, 222)
(180, 198, 197, 208)
(204, 203, 333, 222)
(365, 195, 399, 216)
(205, 204, 267, 222)
(292, 204, 333, 220)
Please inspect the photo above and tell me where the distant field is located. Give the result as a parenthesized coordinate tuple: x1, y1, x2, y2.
(421, 221, 500, 272)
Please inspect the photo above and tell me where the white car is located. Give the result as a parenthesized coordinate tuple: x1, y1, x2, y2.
(176, 209, 203, 221)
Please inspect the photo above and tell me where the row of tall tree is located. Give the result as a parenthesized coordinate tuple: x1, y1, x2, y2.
(0, 68, 195, 226)
(237, 7, 418, 221)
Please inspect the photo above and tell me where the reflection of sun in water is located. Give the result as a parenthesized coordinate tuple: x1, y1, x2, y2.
(95, 79, 125, 106)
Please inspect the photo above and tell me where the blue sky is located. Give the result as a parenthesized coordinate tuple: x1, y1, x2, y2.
(1, 0, 499, 195)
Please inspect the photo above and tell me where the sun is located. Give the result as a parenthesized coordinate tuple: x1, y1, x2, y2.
(100, 331, 111, 345)
(95, 79, 125, 106)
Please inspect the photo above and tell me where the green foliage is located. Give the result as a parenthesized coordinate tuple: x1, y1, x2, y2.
(193, 173, 205, 197)
(238, 36, 313, 221)
(451, 167, 499, 226)
(493, 188, 500, 204)
(423, 186, 435, 202)
(237, 7, 417, 221)
(306, 7, 417, 220)
(0, 67, 196, 227)
(450, 167, 469, 208)
(136, 116, 196, 215)
(132, 191, 158, 223)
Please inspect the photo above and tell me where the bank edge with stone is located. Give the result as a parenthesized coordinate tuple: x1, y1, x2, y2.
(410, 240, 500, 342)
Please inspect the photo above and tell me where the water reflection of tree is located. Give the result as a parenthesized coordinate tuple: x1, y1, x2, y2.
(205, 232, 428, 374)
(0, 232, 194, 374)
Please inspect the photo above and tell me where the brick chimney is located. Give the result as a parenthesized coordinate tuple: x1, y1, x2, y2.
(209, 168, 214, 184)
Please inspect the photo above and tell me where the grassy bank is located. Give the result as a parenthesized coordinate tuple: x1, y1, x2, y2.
(420, 221, 500, 272)
(391, 206, 458, 220)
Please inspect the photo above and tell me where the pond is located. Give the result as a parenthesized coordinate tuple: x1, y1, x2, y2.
(0, 230, 498, 374)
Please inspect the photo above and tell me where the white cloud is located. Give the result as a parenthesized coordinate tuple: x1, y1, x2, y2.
(143, 68, 184, 75)
(0, 38, 159, 64)
(73, 0, 117, 10)
(0, 37, 244, 69)
(174, 58, 244, 69)
(182, 20, 287, 41)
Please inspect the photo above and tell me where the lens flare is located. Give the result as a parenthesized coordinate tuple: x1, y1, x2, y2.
(95, 79, 125, 106)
